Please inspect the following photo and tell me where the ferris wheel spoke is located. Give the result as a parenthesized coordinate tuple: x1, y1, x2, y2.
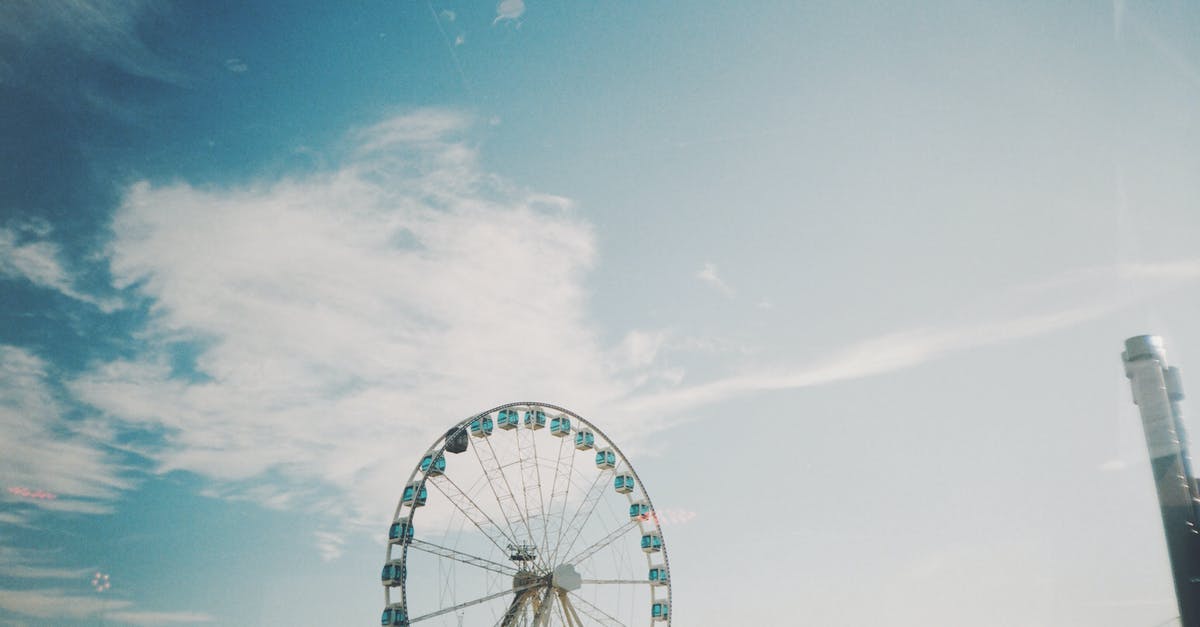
(426, 473, 516, 555)
(543, 433, 577, 566)
(553, 465, 616, 562)
(496, 588, 536, 627)
(564, 518, 640, 568)
(556, 590, 585, 627)
(516, 425, 547, 568)
(408, 538, 519, 577)
(566, 592, 628, 627)
(530, 586, 555, 627)
(410, 581, 541, 624)
(473, 434, 536, 546)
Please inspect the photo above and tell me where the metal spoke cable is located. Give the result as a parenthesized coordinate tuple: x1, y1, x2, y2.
(476, 433, 537, 545)
(408, 538, 519, 576)
(426, 473, 517, 555)
(565, 518, 640, 567)
(410, 581, 541, 624)
(567, 591, 628, 627)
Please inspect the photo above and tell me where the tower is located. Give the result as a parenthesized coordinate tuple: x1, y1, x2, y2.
(1123, 335, 1200, 626)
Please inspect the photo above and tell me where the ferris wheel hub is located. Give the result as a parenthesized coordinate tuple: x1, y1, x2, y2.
(551, 563, 582, 592)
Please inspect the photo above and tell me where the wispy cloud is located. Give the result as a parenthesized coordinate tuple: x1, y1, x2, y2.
(696, 261, 734, 297)
(224, 57, 248, 73)
(71, 111, 635, 534)
(620, 259, 1200, 419)
(53, 108, 1200, 560)
(0, 0, 183, 85)
(0, 225, 122, 311)
(493, 0, 525, 25)
(0, 346, 131, 514)
(0, 587, 212, 623)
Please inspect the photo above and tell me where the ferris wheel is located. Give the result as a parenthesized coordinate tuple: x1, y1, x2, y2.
(381, 402, 672, 626)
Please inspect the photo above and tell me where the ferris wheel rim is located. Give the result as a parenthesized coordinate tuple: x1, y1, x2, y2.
(383, 401, 672, 626)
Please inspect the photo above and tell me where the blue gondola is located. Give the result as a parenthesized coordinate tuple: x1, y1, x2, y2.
(595, 449, 616, 469)
(497, 409, 520, 430)
(574, 430, 595, 450)
(402, 482, 427, 507)
(640, 531, 663, 553)
(649, 566, 669, 585)
(470, 416, 494, 438)
(549, 415, 571, 437)
(388, 517, 414, 545)
(381, 560, 407, 586)
(629, 501, 652, 520)
(381, 603, 409, 626)
(523, 409, 547, 430)
(614, 474, 635, 494)
(651, 601, 670, 621)
(419, 454, 446, 476)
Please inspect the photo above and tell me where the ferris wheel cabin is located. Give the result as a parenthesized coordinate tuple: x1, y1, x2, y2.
(388, 517, 414, 545)
(629, 501, 652, 520)
(524, 409, 547, 429)
(574, 429, 595, 450)
(652, 601, 670, 621)
(469, 415, 494, 438)
(550, 415, 571, 437)
(596, 449, 616, 469)
(381, 603, 409, 626)
(614, 473, 635, 494)
(419, 454, 445, 476)
(649, 566, 669, 585)
(380, 560, 406, 586)
(402, 482, 427, 507)
(497, 409, 519, 430)
(641, 531, 663, 553)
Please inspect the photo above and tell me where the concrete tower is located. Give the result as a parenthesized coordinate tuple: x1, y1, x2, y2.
(1123, 335, 1200, 626)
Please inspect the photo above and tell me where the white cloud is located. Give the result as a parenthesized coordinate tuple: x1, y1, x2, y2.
(0, 226, 122, 311)
(0, 1, 183, 85)
(619, 259, 1200, 419)
(62, 107, 1200, 557)
(454, 33, 465, 47)
(72, 111, 638, 534)
(695, 261, 734, 297)
(440, 9, 456, 22)
(105, 610, 215, 625)
(0, 547, 93, 580)
(0, 346, 131, 513)
(0, 585, 212, 625)
(493, 0, 525, 25)
(224, 57, 248, 73)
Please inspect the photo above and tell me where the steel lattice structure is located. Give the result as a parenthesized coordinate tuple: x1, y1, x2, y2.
(381, 402, 672, 626)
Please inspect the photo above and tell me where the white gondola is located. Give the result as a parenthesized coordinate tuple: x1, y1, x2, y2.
(402, 482, 427, 507)
(381, 560, 406, 586)
(388, 517, 414, 545)
(595, 448, 616, 469)
(419, 454, 445, 476)
(614, 473, 635, 494)
(651, 601, 670, 621)
(649, 566, 669, 586)
(574, 429, 595, 450)
(469, 415, 494, 438)
(549, 414, 571, 437)
(523, 409, 547, 429)
(496, 409, 520, 430)
(629, 501, 652, 520)
(640, 531, 663, 553)
(381, 603, 409, 626)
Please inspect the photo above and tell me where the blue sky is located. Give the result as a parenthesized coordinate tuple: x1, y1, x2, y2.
(3, 1, 1200, 625)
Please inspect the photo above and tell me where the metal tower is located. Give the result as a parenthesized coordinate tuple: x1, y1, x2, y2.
(1123, 335, 1200, 626)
